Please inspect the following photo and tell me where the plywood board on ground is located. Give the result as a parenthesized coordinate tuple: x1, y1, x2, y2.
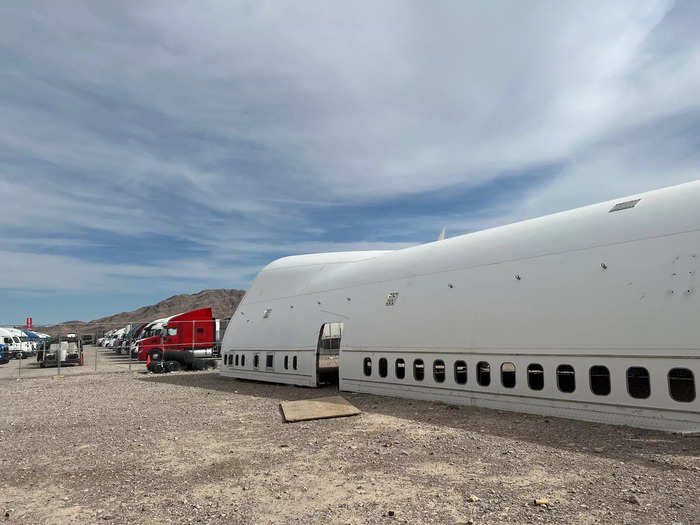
(280, 396, 361, 422)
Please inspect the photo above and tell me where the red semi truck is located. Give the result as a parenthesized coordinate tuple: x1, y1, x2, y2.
(136, 307, 223, 363)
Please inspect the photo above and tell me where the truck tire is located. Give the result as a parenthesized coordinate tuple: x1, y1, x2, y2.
(190, 358, 206, 371)
(165, 360, 181, 372)
(149, 349, 163, 361)
(190, 358, 217, 371)
(146, 361, 165, 373)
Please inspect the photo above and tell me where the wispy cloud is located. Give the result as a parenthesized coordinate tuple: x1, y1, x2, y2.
(1, 0, 699, 321)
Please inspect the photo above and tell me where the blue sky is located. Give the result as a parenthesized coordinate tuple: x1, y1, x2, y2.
(1, 0, 700, 324)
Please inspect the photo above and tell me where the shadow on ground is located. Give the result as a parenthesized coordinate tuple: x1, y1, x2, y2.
(139, 370, 700, 470)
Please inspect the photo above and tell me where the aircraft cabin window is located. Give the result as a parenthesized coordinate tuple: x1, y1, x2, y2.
(284, 355, 289, 370)
(241, 355, 245, 367)
(292, 356, 298, 370)
(235, 354, 239, 366)
(433, 360, 446, 383)
(266, 354, 274, 368)
(253, 354, 260, 368)
(590, 365, 611, 396)
(454, 361, 467, 384)
(557, 365, 576, 393)
(668, 368, 695, 402)
(378, 358, 388, 378)
(501, 362, 516, 388)
(414, 359, 425, 381)
(363, 357, 372, 376)
(477, 361, 490, 386)
(527, 364, 544, 390)
(627, 367, 650, 399)
(395, 358, 406, 379)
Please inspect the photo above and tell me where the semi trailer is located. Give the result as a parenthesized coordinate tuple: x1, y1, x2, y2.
(37, 336, 83, 368)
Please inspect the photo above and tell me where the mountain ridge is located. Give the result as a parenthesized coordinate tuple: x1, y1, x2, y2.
(36, 289, 245, 337)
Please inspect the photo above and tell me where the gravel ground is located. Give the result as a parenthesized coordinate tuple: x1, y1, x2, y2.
(0, 371, 698, 524)
(0, 346, 143, 380)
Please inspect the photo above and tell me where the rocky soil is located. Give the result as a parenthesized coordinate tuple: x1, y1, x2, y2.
(0, 371, 698, 524)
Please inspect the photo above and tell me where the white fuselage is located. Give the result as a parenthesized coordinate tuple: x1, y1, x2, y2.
(220, 181, 700, 432)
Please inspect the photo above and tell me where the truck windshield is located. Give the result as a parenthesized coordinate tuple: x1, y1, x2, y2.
(13, 337, 20, 343)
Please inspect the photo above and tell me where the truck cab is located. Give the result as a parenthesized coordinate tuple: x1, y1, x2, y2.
(125, 322, 148, 358)
(17, 332, 35, 357)
(111, 327, 126, 353)
(0, 327, 29, 359)
(137, 308, 218, 362)
(23, 330, 41, 353)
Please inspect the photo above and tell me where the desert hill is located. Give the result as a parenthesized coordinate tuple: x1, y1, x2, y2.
(37, 289, 245, 337)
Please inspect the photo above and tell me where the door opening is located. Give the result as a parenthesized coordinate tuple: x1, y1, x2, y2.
(316, 322, 343, 386)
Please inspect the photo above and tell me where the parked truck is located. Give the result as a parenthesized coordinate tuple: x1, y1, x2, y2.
(111, 327, 127, 354)
(0, 327, 33, 359)
(37, 336, 83, 368)
(23, 330, 42, 353)
(123, 322, 148, 358)
(136, 308, 223, 364)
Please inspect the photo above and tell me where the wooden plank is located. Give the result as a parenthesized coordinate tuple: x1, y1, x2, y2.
(280, 395, 361, 422)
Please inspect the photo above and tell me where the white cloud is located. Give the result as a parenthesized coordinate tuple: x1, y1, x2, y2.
(0, 250, 260, 292)
(1, 0, 699, 298)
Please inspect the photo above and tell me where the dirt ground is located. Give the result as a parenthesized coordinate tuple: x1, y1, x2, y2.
(0, 369, 698, 525)
(0, 346, 141, 380)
